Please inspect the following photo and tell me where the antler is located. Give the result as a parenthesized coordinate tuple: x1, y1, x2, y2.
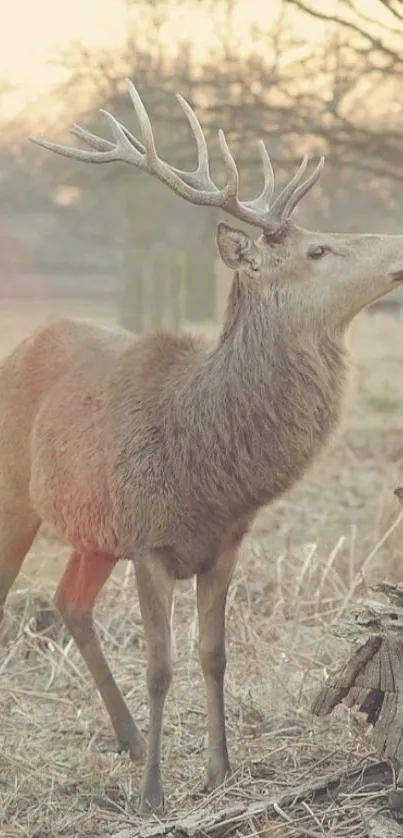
(30, 79, 324, 235)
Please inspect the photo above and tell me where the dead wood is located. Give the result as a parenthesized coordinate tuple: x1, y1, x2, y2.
(312, 581, 403, 768)
(367, 814, 403, 837)
(110, 760, 393, 838)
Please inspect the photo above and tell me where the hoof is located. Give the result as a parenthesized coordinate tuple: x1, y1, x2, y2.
(207, 760, 231, 791)
(138, 795, 164, 816)
(138, 772, 164, 815)
(116, 734, 146, 762)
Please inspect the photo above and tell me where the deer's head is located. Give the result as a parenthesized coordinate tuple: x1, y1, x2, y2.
(30, 79, 403, 331)
(217, 220, 403, 329)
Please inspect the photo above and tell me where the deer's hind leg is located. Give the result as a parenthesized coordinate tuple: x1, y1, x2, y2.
(0, 499, 41, 625)
(54, 549, 145, 760)
(134, 553, 175, 814)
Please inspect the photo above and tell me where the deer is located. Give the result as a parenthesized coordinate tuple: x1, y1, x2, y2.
(1, 79, 403, 815)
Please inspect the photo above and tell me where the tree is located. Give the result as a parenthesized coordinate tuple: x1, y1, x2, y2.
(3, 0, 403, 314)
(50, 38, 221, 330)
(280, 0, 403, 179)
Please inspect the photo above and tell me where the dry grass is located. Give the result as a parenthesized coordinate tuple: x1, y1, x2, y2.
(0, 303, 403, 837)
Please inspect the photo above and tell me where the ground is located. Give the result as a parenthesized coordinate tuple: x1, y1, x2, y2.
(0, 301, 403, 837)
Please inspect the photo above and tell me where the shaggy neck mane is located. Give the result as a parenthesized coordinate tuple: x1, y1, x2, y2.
(171, 273, 351, 515)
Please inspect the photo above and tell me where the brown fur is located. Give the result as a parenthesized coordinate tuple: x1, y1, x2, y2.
(2, 215, 403, 813)
(1, 279, 348, 570)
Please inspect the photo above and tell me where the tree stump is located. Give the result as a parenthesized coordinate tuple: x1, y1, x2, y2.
(312, 485, 403, 808)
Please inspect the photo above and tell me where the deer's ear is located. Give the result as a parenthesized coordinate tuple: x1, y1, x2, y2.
(217, 222, 262, 274)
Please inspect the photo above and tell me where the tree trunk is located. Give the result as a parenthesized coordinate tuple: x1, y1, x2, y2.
(118, 240, 186, 334)
(117, 182, 216, 333)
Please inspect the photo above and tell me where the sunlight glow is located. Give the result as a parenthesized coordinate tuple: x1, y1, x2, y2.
(0, 0, 397, 119)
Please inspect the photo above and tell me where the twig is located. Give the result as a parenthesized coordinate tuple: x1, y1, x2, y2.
(110, 761, 393, 838)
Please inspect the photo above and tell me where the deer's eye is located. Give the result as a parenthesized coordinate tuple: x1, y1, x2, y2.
(308, 245, 330, 260)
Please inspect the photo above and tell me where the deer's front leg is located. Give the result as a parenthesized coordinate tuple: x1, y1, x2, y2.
(134, 554, 175, 814)
(197, 548, 238, 789)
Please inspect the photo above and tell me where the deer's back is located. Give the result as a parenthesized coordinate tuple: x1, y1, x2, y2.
(0, 318, 130, 529)
(1, 317, 209, 561)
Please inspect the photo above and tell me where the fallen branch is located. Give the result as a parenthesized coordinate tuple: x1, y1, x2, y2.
(367, 814, 403, 838)
(111, 760, 393, 838)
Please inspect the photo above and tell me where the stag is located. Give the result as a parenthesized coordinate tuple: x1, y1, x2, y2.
(1, 80, 403, 813)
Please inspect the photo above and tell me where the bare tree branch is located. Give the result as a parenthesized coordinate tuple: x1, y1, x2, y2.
(284, 0, 403, 65)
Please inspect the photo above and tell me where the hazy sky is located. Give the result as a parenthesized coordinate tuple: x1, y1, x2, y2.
(0, 0, 393, 113)
(0, 1, 279, 88)
(0, 0, 127, 90)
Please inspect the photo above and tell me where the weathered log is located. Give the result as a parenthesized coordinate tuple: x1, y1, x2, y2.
(111, 761, 394, 838)
(367, 814, 403, 837)
(312, 580, 403, 766)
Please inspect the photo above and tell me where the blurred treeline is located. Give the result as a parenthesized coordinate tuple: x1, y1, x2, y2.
(1, 0, 403, 330)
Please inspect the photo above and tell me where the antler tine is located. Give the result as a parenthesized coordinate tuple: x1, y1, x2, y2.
(125, 79, 158, 163)
(70, 123, 114, 152)
(281, 156, 325, 219)
(115, 123, 145, 154)
(175, 94, 216, 190)
(29, 134, 118, 163)
(98, 110, 144, 164)
(217, 129, 240, 201)
(242, 140, 275, 213)
(269, 156, 309, 219)
(257, 141, 275, 204)
(70, 122, 145, 154)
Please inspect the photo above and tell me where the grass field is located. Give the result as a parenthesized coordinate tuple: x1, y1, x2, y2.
(0, 300, 403, 837)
